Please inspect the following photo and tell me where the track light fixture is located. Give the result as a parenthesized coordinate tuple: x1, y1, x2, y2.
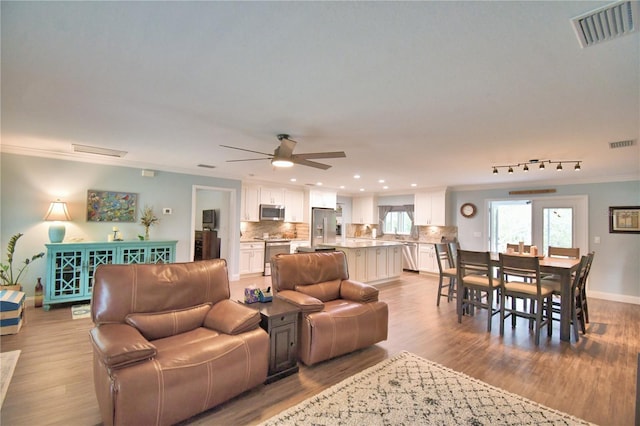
(491, 159, 582, 175)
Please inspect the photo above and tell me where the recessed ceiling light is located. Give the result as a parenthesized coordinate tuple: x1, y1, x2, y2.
(378, 179, 385, 183)
(359, 188, 365, 192)
(290, 178, 297, 182)
(316, 182, 323, 186)
(339, 185, 345, 189)
(383, 186, 389, 189)
(354, 174, 361, 179)
(411, 183, 417, 187)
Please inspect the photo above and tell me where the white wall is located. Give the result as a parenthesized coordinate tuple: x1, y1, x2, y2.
(1, 153, 241, 296)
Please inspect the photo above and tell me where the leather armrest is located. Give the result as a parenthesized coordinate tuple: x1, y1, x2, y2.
(204, 299, 261, 335)
(340, 279, 379, 303)
(89, 323, 157, 369)
(277, 290, 324, 313)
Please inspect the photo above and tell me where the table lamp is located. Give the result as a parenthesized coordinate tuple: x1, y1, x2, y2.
(44, 200, 71, 243)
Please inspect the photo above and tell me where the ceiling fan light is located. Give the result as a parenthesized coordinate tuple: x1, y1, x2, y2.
(271, 158, 294, 167)
(574, 162, 581, 171)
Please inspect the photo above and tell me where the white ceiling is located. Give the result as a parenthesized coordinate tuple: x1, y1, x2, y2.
(2, 1, 639, 194)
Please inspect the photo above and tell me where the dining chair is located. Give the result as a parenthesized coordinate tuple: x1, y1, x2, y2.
(498, 253, 553, 346)
(543, 248, 589, 320)
(548, 246, 580, 259)
(435, 243, 457, 306)
(457, 250, 499, 331)
(448, 241, 460, 268)
(506, 243, 532, 254)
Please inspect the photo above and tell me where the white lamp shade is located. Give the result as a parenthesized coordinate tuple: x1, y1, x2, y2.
(44, 200, 71, 221)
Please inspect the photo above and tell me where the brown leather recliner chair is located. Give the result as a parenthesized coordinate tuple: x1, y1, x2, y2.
(89, 259, 269, 426)
(270, 251, 388, 366)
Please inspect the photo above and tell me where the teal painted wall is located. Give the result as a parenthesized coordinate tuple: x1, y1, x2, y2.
(450, 181, 640, 303)
(1, 153, 241, 296)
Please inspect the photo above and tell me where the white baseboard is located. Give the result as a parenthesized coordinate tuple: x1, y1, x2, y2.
(588, 290, 640, 305)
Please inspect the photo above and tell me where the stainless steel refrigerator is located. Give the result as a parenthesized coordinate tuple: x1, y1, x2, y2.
(311, 208, 337, 247)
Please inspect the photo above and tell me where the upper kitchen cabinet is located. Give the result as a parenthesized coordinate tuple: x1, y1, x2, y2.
(414, 189, 447, 226)
(260, 186, 285, 205)
(284, 189, 305, 222)
(351, 196, 378, 224)
(241, 184, 260, 222)
(309, 189, 337, 209)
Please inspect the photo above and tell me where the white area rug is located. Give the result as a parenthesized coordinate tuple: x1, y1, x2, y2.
(0, 350, 20, 409)
(71, 304, 91, 320)
(260, 351, 593, 425)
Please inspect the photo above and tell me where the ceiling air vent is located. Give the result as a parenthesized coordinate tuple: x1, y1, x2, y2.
(197, 164, 216, 169)
(72, 144, 127, 157)
(609, 139, 636, 149)
(571, 0, 639, 48)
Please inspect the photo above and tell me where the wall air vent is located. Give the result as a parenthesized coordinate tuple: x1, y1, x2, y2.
(571, 0, 639, 48)
(609, 139, 636, 149)
(197, 164, 216, 169)
(72, 144, 127, 157)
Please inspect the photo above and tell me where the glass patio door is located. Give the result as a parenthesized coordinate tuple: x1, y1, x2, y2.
(489, 196, 588, 255)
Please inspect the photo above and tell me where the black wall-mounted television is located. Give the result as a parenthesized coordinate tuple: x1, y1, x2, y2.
(202, 209, 218, 230)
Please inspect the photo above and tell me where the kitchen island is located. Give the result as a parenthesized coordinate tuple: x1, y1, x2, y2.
(318, 240, 403, 284)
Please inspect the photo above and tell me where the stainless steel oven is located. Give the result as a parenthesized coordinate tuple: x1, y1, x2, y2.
(263, 239, 291, 276)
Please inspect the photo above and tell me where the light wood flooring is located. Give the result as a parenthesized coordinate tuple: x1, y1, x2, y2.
(1, 271, 638, 425)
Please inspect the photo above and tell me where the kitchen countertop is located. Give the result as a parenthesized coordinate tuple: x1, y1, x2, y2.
(319, 240, 404, 249)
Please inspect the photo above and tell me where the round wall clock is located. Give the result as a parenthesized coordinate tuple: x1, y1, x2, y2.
(460, 203, 477, 218)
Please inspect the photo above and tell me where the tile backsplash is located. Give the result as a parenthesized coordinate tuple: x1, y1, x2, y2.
(347, 224, 457, 244)
(241, 221, 309, 240)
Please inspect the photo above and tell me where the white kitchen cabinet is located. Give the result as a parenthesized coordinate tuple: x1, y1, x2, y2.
(284, 189, 305, 222)
(260, 186, 285, 205)
(418, 243, 438, 274)
(387, 245, 403, 278)
(309, 189, 337, 209)
(239, 242, 265, 275)
(366, 247, 388, 281)
(351, 196, 378, 224)
(345, 248, 367, 282)
(241, 185, 260, 222)
(414, 190, 447, 226)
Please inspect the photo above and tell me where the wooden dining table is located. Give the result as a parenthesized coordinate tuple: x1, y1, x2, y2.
(457, 253, 581, 342)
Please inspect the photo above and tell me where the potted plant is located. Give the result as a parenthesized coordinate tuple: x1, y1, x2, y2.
(140, 205, 159, 240)
(1, 233, 45, 291)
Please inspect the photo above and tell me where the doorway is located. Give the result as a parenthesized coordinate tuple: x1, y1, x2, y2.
(191, 185, 239, 279)
(488, 196, 588, 256)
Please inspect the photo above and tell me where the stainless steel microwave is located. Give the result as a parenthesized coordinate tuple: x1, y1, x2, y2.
(259, 204, 285, 221)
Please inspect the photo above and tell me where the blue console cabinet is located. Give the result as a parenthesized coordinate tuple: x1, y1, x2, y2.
(44, 240, 177, 310)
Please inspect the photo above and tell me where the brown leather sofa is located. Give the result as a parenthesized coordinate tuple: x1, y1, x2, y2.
(270, 251, 388, 366)
(89, 259, 269, 426)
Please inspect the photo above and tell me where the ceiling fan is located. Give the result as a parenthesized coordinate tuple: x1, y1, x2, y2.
(221, 134, 346, 170)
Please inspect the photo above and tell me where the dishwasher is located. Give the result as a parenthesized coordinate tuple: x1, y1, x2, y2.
(263, 239, 291, 276)
(402, 242, 418, 272)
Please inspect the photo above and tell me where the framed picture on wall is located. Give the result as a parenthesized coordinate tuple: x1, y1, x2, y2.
(87, 190, 138, 222)
(609, 206, 640, 234)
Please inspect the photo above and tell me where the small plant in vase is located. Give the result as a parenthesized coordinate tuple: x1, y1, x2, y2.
(1, 233, 45, 291)
(140, 205, 159, 240)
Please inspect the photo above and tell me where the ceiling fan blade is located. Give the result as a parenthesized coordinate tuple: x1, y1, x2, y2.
(293, 151, 346, 160)
(226, 158, 271, 163)
(276, 134, 297, 157)
(220, 144, 273, 157)
(291, 157, 332, 170)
